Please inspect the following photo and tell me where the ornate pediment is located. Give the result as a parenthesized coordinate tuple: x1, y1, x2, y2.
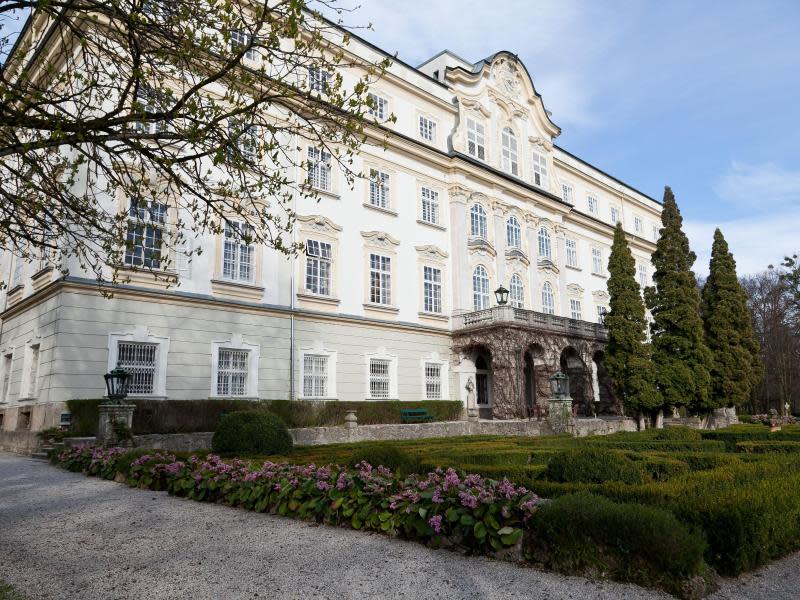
(460, 96, 491, 118)
(361, 230, 400, 248)
(567, 283, 585, 297)
(297, 214, 342, 234)
(592, 290, 610, 302)
(467, 237, 496, 257)
(505, 247, 530, 266)
(415, 244, 449, 260)
(537, 257, 560, 275)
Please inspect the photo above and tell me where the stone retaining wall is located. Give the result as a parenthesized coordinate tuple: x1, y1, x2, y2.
(0, 430, 39, 454)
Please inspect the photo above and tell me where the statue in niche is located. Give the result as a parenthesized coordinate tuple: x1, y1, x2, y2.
(465, 376, 476, 407)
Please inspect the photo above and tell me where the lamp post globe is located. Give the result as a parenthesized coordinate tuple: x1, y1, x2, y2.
(494, 285, 509, 306)
(104, 366, 130, 403)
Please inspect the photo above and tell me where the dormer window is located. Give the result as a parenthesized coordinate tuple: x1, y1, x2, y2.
(532, 151, 548, 188)
(501, 127, 519, 176)
(466, 118, 486, 160)
(470, 204, 488, 239)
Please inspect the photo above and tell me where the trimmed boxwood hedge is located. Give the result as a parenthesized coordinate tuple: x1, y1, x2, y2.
(544, 447, 647, 485)
(212, 411, 293, 456)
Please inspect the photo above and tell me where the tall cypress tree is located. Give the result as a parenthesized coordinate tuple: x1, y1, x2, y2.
(605, 222, 661, 421)
(701, 229, 763, 408)
(644, 187, 713, 413)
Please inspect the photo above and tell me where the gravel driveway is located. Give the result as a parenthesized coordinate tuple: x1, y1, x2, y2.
(1, 454, 797, 600)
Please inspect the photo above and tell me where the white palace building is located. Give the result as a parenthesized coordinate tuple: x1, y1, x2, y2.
(0, 23, 663, 431)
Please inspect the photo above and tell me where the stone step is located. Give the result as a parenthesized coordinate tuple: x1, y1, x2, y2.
(31, 451, 50, 460)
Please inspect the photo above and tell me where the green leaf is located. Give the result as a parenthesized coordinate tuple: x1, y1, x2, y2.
(446, 507, 459, 522)
(460, 514, 475, 526)
(497, 526, 514, 536)
(474, 521, 487, 539)
(501, 528, 523, 546)
(485, 515, 501, 530)
(351, 515, 362, 530)
(418, 507, 428, 519)
(379, 511, 391, 522)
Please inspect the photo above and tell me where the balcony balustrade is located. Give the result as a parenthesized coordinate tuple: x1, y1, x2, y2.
(454, 305, 608, 340)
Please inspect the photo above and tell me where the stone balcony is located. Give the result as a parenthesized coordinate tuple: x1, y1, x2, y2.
(453, 306, 608, 341)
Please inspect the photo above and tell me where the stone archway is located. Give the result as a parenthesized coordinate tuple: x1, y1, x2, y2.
(560, 346, 588, 415)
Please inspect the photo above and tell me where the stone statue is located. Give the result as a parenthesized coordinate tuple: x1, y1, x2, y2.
(465, 376, 476, 407)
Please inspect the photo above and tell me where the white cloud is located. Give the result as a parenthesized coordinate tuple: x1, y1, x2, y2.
(713, 161, 800, 211)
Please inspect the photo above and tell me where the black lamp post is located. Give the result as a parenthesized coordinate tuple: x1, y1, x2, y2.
(104, 366, 130, 403)
(494, 285, 509, 306)
(549, 371, 569, 400)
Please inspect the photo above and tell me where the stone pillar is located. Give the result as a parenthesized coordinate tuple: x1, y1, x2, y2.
(97, 404, 136, 447)
(344, 410, 358, 429)
(449, 190, 469, 313)
(491, 346, 525, 420)
(548, 398, 574, 434)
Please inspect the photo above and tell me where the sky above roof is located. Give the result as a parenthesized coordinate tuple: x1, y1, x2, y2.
(330, 0, 800, 276)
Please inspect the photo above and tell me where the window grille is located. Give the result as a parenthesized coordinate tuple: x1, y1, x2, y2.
(303, 354, 328, 397)
(217, 349, 249, 396)
(117, 342, 157, 395)
(369, 358, 391, 399)
(425, 363, 442, 399)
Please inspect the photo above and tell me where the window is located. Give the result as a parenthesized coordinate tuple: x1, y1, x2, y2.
(418, 116, 436, 141)
(538, 227, 552, 259)
(420, 187, 439, 225)
(305, 239, 332, 296)
(565, 238, 578, 268)
(506, 216, 521, 249)
(532, 151, 548, 187)
(652, 223, 659, 241)
(368, 169, 390, 209)
(228, 118, 257, 162)
(124, 198, 166, 269)
(466, 118, 485, 160)
(509, 274, 524, 308)
(587, 195, 598, 215)
(591, 247, 603, 275)
(570, 299, 582, 320)
(470, 204, 487, 238)
(1, 353, 12, 402)
(638, 263, 648, 288)
(423, 266, 442, 314)
(369, 358, 391, 399)
(501, 127, 519, 176)
(472, 265, 490, 311)
(596, 305, 607, 323)
(25, 344, 40, 398)
(222, 221, 254, 282)
(368, 93, 388, 120)
(610, 206, 620, 224)
(216, 348, 249, 396)
(308, 66, 330, 94)
(230, 29, 257, 60)
(117, 342, 157, 395)
(303, 354, 328, 397)
(562, 183, 574, 205)
(369, 253, 391, 305)
(424, 363, 442, 399)
(634, 215, 643, 233)
(11, 256, 23, 287)
(541, 282, 555, 315)
(132, 86, 166, 134)
(307, 146, 331, 191)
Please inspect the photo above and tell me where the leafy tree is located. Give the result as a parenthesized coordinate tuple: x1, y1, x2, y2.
(777, 254, 800, 329)
(644, 187, 713, 413)
(0, 0, 390, 283)
(605, 222, 661, 423)
(701, 229, 763, 408)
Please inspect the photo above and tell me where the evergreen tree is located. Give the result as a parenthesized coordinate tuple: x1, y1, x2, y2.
(701, 229, 763, 407)
(605, 222, 661, 421)
(644, 187, 713, 413)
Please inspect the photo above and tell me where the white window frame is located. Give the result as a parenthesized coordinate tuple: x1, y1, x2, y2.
(369, 253, 391, 305)
(420, 354, 449, 401)
(11, 256, 24, 288)
(532, 151, 548, 188)
(365, 349, 398, 400)
(634, 215, 643, 234)
(0, 351, 13, 403)
(610, 206, 620, 224)
(228, 118, 258, 162)
(561, 183, 574, 205)
(591, 247, 604, 275)
(418, 115, 436, 142)
(565, 238, 578, 268)
(570, 298, 582, 320)
(305, 238, 332, 297)
(20, 342, 40, 399)
(541, 282, 555, 315)
(501, 127, 519, 176)
(506, 216, 521, 249)
(509, 273, 524, 308)
(472, 265, 490, 311)
(368, 168, 390, 209)
(638, 263, 648, 288)
(466, 118, 486, 160)
(538, 227, 552, 259)
(108, 328, 169, 398)
(420, 186, 440, 225)
(308, 65, 330, 94)
(222, 220, 255, 283)
(307, 146, 332, 192)
(299, 344, 337, 400)
(132, 86, 166, 134)
(210, 336, 260, 398)
(230, 29, 257, 61)
(652, 223, 659, 241)
(596, 305, 607, 323)
(124, 197, 167, 269)
(470, 204, 488, 239)
(423, 265, 442, 314)
(368, 92, 388, 120)
(587, 195, 598, 215)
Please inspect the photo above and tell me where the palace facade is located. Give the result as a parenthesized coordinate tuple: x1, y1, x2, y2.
(0, 27, 662, 431)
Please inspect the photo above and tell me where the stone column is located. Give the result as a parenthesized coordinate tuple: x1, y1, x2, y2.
(97, 404, 136, 447)
(449, 189, 469, 313)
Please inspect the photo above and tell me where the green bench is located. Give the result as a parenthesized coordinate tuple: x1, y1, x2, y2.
(400, 408, 434, 423)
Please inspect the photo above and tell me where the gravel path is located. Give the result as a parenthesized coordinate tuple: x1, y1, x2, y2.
(1, 454, 798, 600)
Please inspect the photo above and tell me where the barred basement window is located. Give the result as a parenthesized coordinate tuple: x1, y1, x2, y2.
(425, 362, 442, 399)
(368, 169, 390, 209)
(303, 354, 328, 397)
(307, 146, 332, 191)
(117, 342, 157, 395)
(217, 349, 249, 396)
(369, 253, 391, 305)
(305, 239, 332, 296)
(421, 187, 439, 224)
(423, 266, 442, 313)
(369, 358, 391, 399)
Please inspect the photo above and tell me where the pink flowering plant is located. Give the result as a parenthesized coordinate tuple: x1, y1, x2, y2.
(53, 445, 542, 554)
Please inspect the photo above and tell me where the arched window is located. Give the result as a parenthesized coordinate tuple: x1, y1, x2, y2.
(506, 216, 521, 248)
(538, 227, 552, 259)
(501, 127, 519, 176)
(509, 274, 524, 308)
(472, 265, 490, 311)
(470, 204, 488, 239)
(541, 282, 555, 315)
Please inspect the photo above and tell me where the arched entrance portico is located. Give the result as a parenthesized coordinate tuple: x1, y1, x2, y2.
(560, 347, 588, 415)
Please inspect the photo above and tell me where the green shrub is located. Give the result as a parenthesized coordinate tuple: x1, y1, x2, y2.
(266, 399, 463, 427)
(736, 441, 800, 454)
(652, 426, 702, 441)
(212, 411, 293, 456)
(588, 439, 726, 452)
(529, 492, 706, 590)
(348, 444, 420, 475)
(544, 447, 646, 485)
(634, 455, 689, 481)
(65, 399, 102, 436)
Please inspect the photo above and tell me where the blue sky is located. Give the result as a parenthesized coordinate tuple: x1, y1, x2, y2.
(333, 0, 800, 275)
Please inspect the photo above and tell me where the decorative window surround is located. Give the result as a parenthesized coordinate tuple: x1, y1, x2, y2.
(209, 334, 260, 399)
(299, 341, 337, 400)
(108, 326, 169, 398)
(420, 352, 449, 400)
(296, 215, 342, 307)
(365, 348, 398, 400)
(0, 350, 14, 404)
(19, 334, 41, 400)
